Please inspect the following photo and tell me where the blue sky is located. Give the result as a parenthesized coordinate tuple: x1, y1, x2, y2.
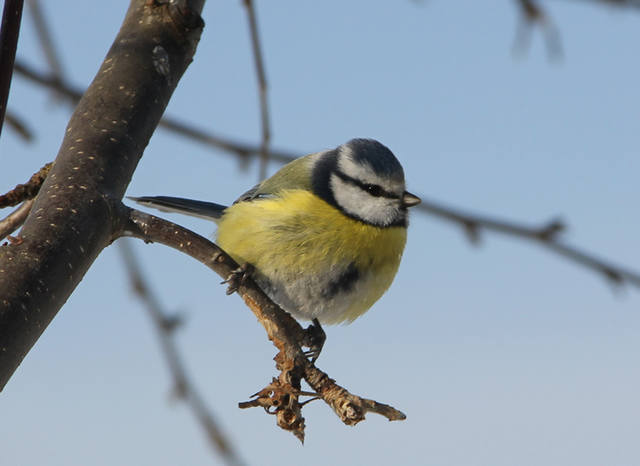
(1, 1, 639, 465)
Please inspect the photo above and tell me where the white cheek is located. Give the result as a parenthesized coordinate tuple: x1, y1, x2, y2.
(330, 175, 399, 226)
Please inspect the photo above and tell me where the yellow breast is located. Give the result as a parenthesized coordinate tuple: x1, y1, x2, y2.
(216, 190, 407, 324)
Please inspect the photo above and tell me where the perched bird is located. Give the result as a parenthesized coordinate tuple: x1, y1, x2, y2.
(131, 138, 420, 328)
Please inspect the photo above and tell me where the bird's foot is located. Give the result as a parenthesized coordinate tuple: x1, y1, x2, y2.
(222, 263, 254, 295)
(302, 318, 326, 364)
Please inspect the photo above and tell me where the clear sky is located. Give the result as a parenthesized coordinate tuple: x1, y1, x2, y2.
(1, 1, 639, 465)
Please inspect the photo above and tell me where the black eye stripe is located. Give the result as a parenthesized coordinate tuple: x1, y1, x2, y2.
(333, 171, 398, 199)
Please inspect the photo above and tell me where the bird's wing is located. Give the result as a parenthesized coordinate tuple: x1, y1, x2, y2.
(232, 152, 317, 204)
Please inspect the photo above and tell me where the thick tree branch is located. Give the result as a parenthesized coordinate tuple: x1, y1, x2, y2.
(0, 0, 24, 137)
(0, 0, 205, 391)
(120, 206, 406, 442)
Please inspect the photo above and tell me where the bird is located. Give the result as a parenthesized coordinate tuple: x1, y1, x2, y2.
(130, 138, 420, 333)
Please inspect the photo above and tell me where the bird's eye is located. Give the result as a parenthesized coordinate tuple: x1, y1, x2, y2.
(364, 184, 384, 197)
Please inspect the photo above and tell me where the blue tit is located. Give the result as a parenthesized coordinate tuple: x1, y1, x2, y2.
(131, 138, 420, 325)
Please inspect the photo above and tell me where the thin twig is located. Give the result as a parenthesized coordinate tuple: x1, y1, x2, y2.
(13, 60, 295, 164)
(0, 161, 53, 208)
(513, 0, 563, 61)
(512, 0, 640, 60)
(159, 116, 293, 164)
(243, 0, 271, 180)
(416, 197, 640, 288)
(554, 0, 640, 9)
(0, 199, 34, 240)
(117, 239, 244, 466)
(13, 60, 77, 99)
(4, 110, 33, 141)
(26, 0, 65, 85)
(0, 0, 24, 138)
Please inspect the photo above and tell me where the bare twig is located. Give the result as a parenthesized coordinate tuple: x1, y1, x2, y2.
(243, 0, 271, 180)
(0, 199, 34, 240)
(416, 197, 640, 288)
(26, 0, 64, 86)
(513, 0, 563, 61)
(512, 0, 640, 59)
(0, 0, 24, 137)
(4, 110, 33, 141)
(13, 60, 78, 99)
(0, 161, 52, 208)
(121, 207, 406, 442)
(13, 60, 296, 164)
(555, 0, 640, 9)
(117, 240, 244, 466)
(158, 116, 293, 164)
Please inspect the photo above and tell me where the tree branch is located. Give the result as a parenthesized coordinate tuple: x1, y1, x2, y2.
(513, 0, 563, 61)
(0, 0, 24, 137)
(13, 60, 297, 164)
(553, 0, 640, 9)
(0, 0, 205, 391)
(512, 0, 640, 60)
(120, 206, 406, 442)
(0, 199, 34, 240)
(117, 240, 244, 466)
(416, 197, 640, 288)
(0, 161, 52, 208)
(4, 110, 33, 141)
(242, 0, 271, 179)
(26, 0, 64, 86)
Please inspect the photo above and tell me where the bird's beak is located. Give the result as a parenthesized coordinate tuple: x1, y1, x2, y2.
(402, 191, 421, 208)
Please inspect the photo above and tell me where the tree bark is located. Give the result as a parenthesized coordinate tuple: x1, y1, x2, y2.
(0, 0, 204, 390)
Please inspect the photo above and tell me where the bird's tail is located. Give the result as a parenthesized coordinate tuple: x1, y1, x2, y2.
(128, 196, 227, 221)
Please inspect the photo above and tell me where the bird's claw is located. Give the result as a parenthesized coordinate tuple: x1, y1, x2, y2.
(222, 263, 254, 295)
(302, 318, 326, 363)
